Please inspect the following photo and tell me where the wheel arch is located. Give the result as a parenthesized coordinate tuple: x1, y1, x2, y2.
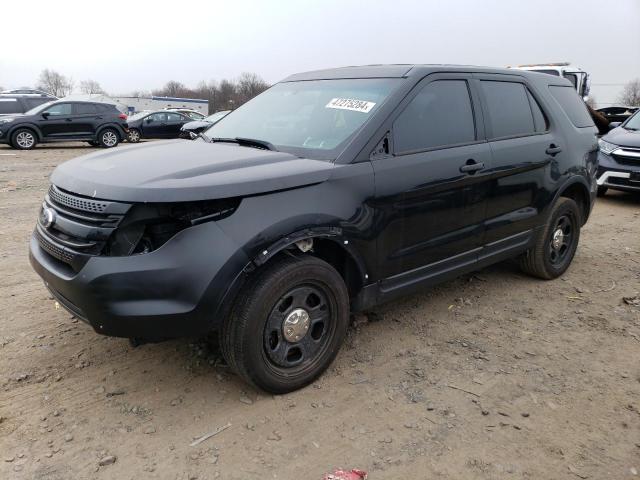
(552, 176, 592, 225)
(8, 124, 43, 142)
(96, 123, 126, 140)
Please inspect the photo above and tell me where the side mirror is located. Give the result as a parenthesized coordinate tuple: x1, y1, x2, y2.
(42, 112, 50, 119)
(145, 118, 153, 124)
(609, 122, 622, 130)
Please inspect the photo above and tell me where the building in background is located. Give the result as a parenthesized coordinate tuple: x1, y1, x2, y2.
(111, 96, 209, 115)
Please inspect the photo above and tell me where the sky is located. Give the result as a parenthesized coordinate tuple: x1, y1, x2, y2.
(1, 0, 638, 106)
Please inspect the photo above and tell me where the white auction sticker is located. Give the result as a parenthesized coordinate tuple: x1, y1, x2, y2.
(326, 98, 376, 113)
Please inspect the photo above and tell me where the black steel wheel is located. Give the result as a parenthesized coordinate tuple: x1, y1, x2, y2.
(520, 197, 581, 279)
(221, 255, 349, 393)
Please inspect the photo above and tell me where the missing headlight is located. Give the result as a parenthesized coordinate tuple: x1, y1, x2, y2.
(105, 198, 240, 256)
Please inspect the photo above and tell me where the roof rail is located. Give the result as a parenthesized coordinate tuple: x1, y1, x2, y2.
(516, 62, 570, 68)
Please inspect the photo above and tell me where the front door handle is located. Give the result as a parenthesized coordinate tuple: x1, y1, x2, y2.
(546, 144, 562, 155)
(65, 118, 73, 122)
(459, 159, 485, 174)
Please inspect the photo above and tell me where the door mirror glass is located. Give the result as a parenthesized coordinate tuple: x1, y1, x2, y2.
(609, 122, 622, 130)
(41, 112, 50, 119)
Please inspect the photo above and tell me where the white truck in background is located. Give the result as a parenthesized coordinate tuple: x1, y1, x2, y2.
(511, 62, 591, 100)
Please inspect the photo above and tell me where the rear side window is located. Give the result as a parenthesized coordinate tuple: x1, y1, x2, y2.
(23, 97, 50, 110)
(0, 99, 21, 114)
(480, 81, 536, 138)
(75, 103, 98, 114)
(549, 86, 594, 128)
(527, 91, 548, 132)
(394, 80, 476, 153)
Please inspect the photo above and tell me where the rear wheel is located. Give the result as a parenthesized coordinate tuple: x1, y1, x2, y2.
(98, 128, 119, 148)
(11, 129, 37, 150)
(519, 197, 581, 279)
(127, 128, 141, 143)
(220, 255, 349, 393)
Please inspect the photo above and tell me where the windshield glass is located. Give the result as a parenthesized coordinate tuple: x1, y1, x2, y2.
(624, 110, 640, 130)
(205, 110, 230, 123)
(205, 78, 399, 160)
(25, 101, 55, 115)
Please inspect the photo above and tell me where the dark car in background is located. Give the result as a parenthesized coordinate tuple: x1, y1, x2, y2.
(597, 109, 640, 195)
(30, 65, 597, 393)
(126, 111, 193, 142)
(0, 100, 128, 149)
(180, 110, 231, 138)
(0, 94, 57, 115)
(597, 106, 638, 124)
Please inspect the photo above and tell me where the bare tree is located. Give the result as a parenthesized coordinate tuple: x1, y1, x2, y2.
(618, 79, 640, 106)
(79, 79, 105, 95)
(236, 72, 270, 104)
(36, 69, 74, 97)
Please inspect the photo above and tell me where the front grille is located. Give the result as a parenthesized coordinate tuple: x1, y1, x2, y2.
(36, 185, 132, 271)
(612, 147, 640, 166)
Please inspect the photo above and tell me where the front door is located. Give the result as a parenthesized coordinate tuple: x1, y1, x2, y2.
(372, 75, 492, 293)
(38, 103, 74, 139)
(142, 112, 170, 138)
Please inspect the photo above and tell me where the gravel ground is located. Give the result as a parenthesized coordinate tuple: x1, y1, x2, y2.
(1, 142, 639, 480)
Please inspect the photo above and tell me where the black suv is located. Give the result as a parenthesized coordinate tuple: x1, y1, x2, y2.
(0, 100, 128, 149)
(29, 65, 598, 393)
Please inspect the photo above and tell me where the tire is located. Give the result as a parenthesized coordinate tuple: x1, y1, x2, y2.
(11, 128, 37, 150)
(87, 141, 99, 147)
(597, 186, 608, 197)
(98, 128, 119, 148)
(519, 197, 581, 280)
(127, 128, 141, 143)
(220, 255, 350, 393)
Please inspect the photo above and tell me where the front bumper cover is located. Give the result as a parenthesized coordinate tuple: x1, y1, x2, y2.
(29, 221, 249, 338)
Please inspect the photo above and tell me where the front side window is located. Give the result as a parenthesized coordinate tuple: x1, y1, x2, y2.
(149, 113, 167, 122)
(44, 103, 72, 116)
(206, 78, 399, 160)
(393, 80, 476, 153)
(481, 81, 536, 138)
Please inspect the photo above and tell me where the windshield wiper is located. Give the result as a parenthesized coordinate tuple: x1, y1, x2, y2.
(209, 137, 277, 151)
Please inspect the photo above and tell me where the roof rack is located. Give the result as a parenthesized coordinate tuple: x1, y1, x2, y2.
(516, 62, 570, 68)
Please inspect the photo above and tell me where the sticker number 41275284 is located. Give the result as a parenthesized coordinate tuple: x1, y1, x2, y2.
(325, 98, 376, 113)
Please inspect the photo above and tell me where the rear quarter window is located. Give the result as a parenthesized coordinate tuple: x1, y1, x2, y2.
(0, 98, 22, 114)
(549, 86, 594, 128)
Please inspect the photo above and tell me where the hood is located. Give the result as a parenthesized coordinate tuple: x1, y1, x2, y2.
(603, 127, 640, 149)
(51, 140, 335, 203)
(181, 120, 211, 131)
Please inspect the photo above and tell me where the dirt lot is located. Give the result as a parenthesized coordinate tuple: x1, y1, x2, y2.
(0, 143, 639, 480)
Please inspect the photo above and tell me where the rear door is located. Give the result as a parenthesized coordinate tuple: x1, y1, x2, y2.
(473, 74, 558, 249)
(372, 74, 493, 288)
(73, 103, 99, 137)
(38, 102, 74, 138)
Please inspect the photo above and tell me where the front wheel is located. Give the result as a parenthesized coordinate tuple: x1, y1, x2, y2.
(220, 255, 350, 393)
(127, 128, 141, 143)
(98, 128, 119, 148)
(519, 197, 581, 279)
(11, 129, 38, 150)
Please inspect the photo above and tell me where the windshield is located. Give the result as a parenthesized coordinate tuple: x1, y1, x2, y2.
(205, 78, 399, 160)
(205, 110, 230, 123)
(25, 101, 55, 115)
(624, 110, 640, 130)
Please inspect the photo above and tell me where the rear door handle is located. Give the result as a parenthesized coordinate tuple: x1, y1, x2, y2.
(459, 160, 485, 174)
(546, 144, 562, 155)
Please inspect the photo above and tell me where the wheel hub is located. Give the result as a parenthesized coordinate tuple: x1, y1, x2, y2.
(552, 228, 564, 250)
(282, 308, 310, 342)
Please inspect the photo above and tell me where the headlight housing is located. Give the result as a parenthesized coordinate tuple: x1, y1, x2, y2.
(598, 139, 618, 155)
(0, 118, 15, 124)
